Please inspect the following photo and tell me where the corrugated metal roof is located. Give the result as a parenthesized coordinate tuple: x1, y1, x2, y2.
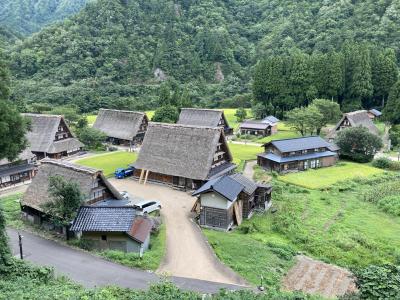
(369, 109, 382, 117)
(262, 116, 279, 124)
(266, 136, 332, 152)
(128, 218, 152, 243)
(258, 151, 337, 163)
(70, 206, 136, 232)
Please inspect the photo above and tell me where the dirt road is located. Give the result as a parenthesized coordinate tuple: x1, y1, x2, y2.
(109, 178, 247, 286)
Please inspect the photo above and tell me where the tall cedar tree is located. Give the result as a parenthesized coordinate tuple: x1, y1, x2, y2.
(383, 80, 400, 124)
(0, 55, 27, 161)
(0, 207, 11, 268)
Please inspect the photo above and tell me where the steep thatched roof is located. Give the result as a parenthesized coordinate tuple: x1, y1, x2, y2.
(22, 159, 121, 212)
(93, 109, 148, 140)
(134, 122, 233, 180)
(328, 110, 380, 139)
(177, 108, 228, 128)
(23, 114, 83, 154)
(0, 148, 35, 166)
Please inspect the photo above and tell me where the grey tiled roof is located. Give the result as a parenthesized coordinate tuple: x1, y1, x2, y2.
(240, 121, 270, 130)
(193, 176, 244, 202)
(262, 116, 279, 124)
(71, 206, 136, 232)
(230, 173, 257, 195)
(258, 151, 337, 163)
(369, 109, 382, 117)
(265, 136, 333, 153)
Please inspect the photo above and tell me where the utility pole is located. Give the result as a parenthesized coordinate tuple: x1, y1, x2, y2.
(18, 232, 23, 260)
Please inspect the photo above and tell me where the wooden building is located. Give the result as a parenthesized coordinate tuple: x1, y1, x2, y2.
(367, 109, 382, 120)
(327, 110, 380, 142)
(133, 123, 236, 189)
(192, 173, 272, 231)
(177, 108, 233, 135)
(24, 114, 83, 159)
(21, 159, 122, 226)
(257, 136, 339, 174)
(239, 116, 279, 137)
(93, 109, 149, 147)
(71, 206, 152, 254)
(0, 149, 37, 189)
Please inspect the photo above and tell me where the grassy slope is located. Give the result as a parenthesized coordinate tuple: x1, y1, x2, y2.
(74, 151, 137, 177)
(0, 193, 24, 228)
(279, 162, 384, 189)
(205, 171, 400, 286)
(228, 142, 262, 170)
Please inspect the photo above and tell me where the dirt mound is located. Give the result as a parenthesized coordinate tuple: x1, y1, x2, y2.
(283, 255, 357, 298)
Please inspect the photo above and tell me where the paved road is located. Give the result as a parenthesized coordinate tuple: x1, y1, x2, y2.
(7, 228, 247, 294)
(110, 179, 247, 286)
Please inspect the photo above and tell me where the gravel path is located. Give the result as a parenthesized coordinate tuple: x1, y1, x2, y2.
(109, 178, 248, 286)
(242, 160, 257, 180)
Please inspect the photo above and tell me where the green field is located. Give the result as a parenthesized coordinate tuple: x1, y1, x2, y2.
(205, 172, 400, 286)
(75, 151, 137, 177)
(228, 142, 262, 170)
(279, 162, 384, 189)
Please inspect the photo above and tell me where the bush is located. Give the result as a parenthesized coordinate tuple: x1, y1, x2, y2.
(372, 157, 392, 169)
(355, 264, 400, 299)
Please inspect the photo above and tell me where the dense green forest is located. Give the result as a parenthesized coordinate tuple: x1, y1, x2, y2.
(0, 0, 91, 35)
(3, 0, 400, 113)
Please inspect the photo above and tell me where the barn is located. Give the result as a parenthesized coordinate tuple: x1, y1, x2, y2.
(93, 109, 149, 148)
(133, 123, 236, 189)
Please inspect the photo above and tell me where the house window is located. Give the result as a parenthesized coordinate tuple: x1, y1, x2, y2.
(302, 149, 308, 154)
(304, 161, 308, 170)
(311, 160, 317, 168)
(101, 235, 107, 241)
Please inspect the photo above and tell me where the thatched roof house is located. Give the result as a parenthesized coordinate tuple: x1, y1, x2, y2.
(21, 159, 122, 224)
(177, 108, 233, 135)
(93, 109, 149, 145)
(327, 110, 380, 141)
(134, 123, 235, 189)
(24, 114, 83, 159)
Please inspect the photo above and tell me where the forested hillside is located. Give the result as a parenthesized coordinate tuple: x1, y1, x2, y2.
(6, 0, 400, 113)
(0, 0, 91, 35)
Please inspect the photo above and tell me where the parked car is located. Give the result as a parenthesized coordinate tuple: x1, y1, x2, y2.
(114, 167, 135, 179)
(133, 200, 161, 215)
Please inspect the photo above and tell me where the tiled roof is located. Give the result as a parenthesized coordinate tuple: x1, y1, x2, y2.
(230, 173, 258, 195)
(70, 206, 136, 232)
(240, 121, 270, 130)
(258, 151, 337, 163)
(265, 136, 333, 153)
(193, 176, 244, 202)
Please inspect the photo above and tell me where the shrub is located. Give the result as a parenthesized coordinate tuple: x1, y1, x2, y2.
(372, 157, 392, 169)
(355, 264, 400, 299)
(377, 195, 400, 216)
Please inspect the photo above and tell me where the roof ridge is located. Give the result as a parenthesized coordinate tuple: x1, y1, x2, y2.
(181, 108, 223, 112)
(23, 113, 63, 118)
(149, 122, 222, 131)
(42, 159, 99, 175)
(271, 135, 323, 143)
(99, 108, 145, 115)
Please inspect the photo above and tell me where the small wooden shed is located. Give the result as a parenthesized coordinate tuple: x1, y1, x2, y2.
(192, 174, 272, 231)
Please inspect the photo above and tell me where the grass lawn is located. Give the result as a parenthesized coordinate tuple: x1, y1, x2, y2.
(206, 172, 400, 286)
(278, 161, 384, 189)
(99, 224, 166, 271)
(0, 193, 24, 228)
(75, 151, 137, 177)
(223, 108, 252, 130)
(86, 114, 97, 126)
(256, 122, 300, 144)
(228, 142, 262, 171)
